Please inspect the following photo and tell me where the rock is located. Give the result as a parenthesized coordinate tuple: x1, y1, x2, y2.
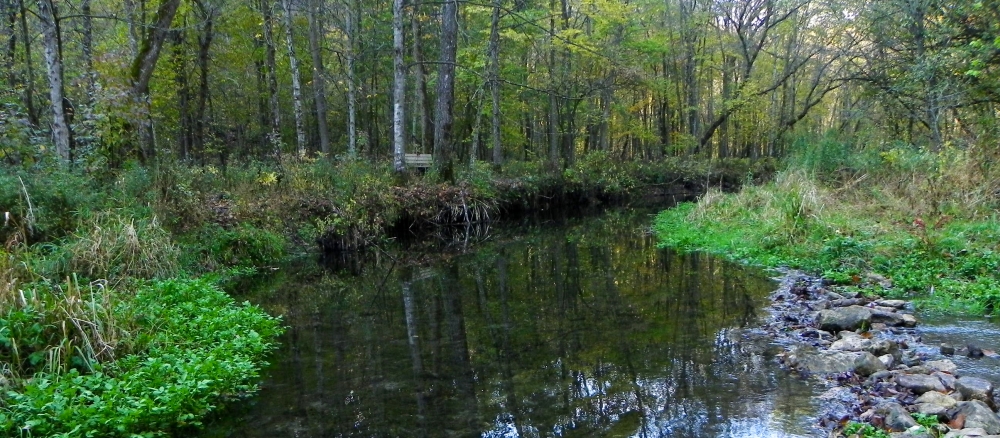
(880, 354, 896, 368)
(830, 298, 865, 307)
(915, 401, 950, 418)
(872, 309, 906, 326)
(794, 350, 886, 376)
(818, 386, 857, 423)
(824, 290, 846, 300)
(878, 401, 919, 432)
(925, 359, 959, 375)
(947, 400, 1000, 434)
(890, 427, 935, 438)
(916, 391, 958, 409)
(830, 334, 896, 356)
(942, 428, 996, 437)
(956, 377, 995, 407)
(817, 306, 873, 332)
(897, 373, 946, 394)
(969, 345, 986, 358)
(868, 370, 894, 383)
(942, 343, 957, 355)
(866, 273, 894, 289)
(902, 350, 923, 367)
(901, 313, 918, 328)
(916, 391, 958, 419)
(877, 299, 908, 309)
(935, 371, 957, 391)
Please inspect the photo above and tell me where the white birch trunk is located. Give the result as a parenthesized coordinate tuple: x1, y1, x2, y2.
(281, 0, 307, 157)
(392, 0, 406, 172)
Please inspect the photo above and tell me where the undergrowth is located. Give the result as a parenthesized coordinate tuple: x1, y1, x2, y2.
(0, 278, 283, 437)
(655, 141, 1000, 313)
(0, 153, 755, 435)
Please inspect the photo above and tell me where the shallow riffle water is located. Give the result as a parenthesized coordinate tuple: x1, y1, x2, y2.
(916, 315, 1000, 383)
(199, 208, 821, 437)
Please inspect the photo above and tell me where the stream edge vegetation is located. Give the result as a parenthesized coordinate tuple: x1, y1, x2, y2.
(655, 138, 1000, 315)
(0, 154, 765, 436)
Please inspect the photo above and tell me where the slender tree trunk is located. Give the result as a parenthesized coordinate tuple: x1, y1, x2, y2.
(411, 9, 431, 152)
(433, 0, 459, 181)
(80, 0, 96, 110)
(130, 0, 183, 163)
(392, 0, 405, 172)
(194, 0, 215, 162)
(261, 0, 281, 154)
(37, 0, 71, 162)
(346, 0, 358, 157)
(488, 0, 502, 166)
(470, 90, 484, 165)
(171, 29, 192, 160)
(1, 0, 13, 89)
(16, 0, 37, 125)
(307, 0, 330, 156)
(280, 0, 307, 157)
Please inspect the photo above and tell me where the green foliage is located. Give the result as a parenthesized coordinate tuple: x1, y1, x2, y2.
(843, 421, 891, 438)
(188, 223, 286, 269)
(654, 158, 1000, 313)
(0, 278, 283, 437)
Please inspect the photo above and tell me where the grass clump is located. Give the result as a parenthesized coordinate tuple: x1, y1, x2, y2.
(655, 143, 1000, 313)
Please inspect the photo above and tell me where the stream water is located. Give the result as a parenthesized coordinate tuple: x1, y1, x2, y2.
(199, 208, 824, 437)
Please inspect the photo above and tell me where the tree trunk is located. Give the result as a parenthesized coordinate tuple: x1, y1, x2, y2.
(307, 0, 330, 156)
(488, 0, 502, 166)
(1, 0, 13, 89)
(171, 29, 192, 160)
(16, 0, 37, 125)
(80, 0, 96, 110)
(37, 0, 71, 162)
(194, 0, 215, 162)
(280, 0, 307, 157)
(392, 0, 405, 172)
(261, 0, 281, 154)
(411, 8, 431, 153)
(346, 0, 358, 157)
(433, 0, 459, 181)
(129, 0, 183, 163)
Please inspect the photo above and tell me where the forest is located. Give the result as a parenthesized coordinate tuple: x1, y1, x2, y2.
(4, 0, 1000, 436)
(2, 0, 996, 168)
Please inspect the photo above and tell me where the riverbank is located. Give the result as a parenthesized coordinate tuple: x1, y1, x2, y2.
(653, 149, 1000, 436)
(758, 269, 1000, 437)
(0, 154, 767, 436)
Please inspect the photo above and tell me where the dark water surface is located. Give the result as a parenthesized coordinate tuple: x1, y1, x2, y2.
(200, 209, 821, 437)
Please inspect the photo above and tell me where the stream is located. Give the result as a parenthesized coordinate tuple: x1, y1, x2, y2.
(198, 208, 833, 437)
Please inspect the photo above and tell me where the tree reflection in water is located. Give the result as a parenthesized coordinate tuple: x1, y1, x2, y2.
(200, 209, 819, 438)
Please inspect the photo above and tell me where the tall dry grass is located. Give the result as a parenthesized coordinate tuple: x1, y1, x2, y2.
(59, 213, 180, 281)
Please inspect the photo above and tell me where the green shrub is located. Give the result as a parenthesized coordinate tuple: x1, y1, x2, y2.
(189, 223, 286, 269)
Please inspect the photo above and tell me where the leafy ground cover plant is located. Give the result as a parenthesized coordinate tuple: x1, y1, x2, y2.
(0, 278, 283, 437)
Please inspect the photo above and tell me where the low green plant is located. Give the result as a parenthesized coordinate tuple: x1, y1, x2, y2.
(843, 421, 891, 438)
(0, 278, 283, 437)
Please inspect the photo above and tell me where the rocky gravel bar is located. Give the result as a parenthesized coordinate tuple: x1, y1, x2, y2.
(757, 270, 1000, 438)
